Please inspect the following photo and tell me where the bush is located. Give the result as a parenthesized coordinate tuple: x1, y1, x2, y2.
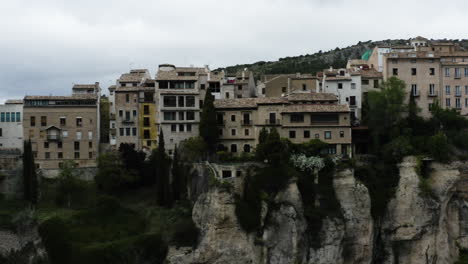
(38, 217, 72, 264)
(428, 132, 450, 162)
(171, 219, 199, 248)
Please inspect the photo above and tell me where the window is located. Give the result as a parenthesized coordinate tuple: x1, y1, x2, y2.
(362, 79, 369, 85)
(282, 87, 286, 93)
(465, 68, 468, 77)
(45, 152, 50, 159)
(340, 131, 344, 138)
(144, 117, 150, 127)
(143, 105, 150, 115)
(465, 98, 468, 107)
(74, 141, 80, 150)
(171, 124, 177, 132)
(456, 86, 461, 96)
(411, 68, 417, 75)
(0, 128, 3, 137)
(456, 98, 461, 108)
(199, 100, 204, 108)
(126, 128, 130, 136)
(178, 112, 184, 121)
(262, 88, 265, 94)
(125, 111, 130, 120)
(455, 68, 461, 78)
(5, 112, 10, 122)
(178, 96, 185, 107)
(304, 130, 310, 138)
(231, 115, 236, 122)
(222, 170, 232, 178)
(411, 85, 418, 96)
(446, 98, 451, 107)
(230, 144, 237, 153)
(76, 131, 82, 140)
(119, 128, 124, 136)
(76, 117, 82, 127)
(88, 131, 93, 140)
(16, 112, 20, 122)
(179, 124, 185, 132)
(289, 130, 296, 138)
(231, 129, 236, 136)
(60, 117, 66, 126)
(238, 85, 243, 90)
(187, 124, 192, 132)
(58, 152, 63, 159)
(429, 84, 435, 95)
(290, 113, 304, 123)
(430, 68, 435, 76)
(89, 152, 93, 159)
(75, 152, 80, 159)
(119, 110, 123, 117)
(244, 144, 251, 153)
(465, 86, 468, 95)
(374, 80, 379, 88)
(58, 142, 63, 148)
(30, 116, 35, 126)
(200, 84, 205, 90)
(349, 96, 356, 106)
(324, 131, 332, 139)
(445, 68, 450, 77)
(62, 130, 68, 138)
(126, 94, 130, 103)
(41, 116, 47, 126)
(393, 68, 398, 76)
(163, 96, 177, 107)
(351, 83, 356, 89)
(132, 127, 137, 136)
(338, 83, 343, 89)
(445, 85, 451, 95)
(225, 92, 230, 98)
(186, 96, 195, 107)
(164, 112, 176, 121)
(44, 142, 49, 148)
(302, 84, 307, 91)
(186, 111, 195, 120)
(88, 141, 92, 148)
(218, 129, 223, 136)
(144, 129, 150, 139)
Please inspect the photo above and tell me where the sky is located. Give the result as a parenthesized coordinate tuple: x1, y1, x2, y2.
(1, 0, 468, 102)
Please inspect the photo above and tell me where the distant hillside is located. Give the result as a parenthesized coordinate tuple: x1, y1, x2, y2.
(218, 38, 468, 77)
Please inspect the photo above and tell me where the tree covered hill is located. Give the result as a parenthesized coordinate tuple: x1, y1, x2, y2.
(217, 38, 468, 77)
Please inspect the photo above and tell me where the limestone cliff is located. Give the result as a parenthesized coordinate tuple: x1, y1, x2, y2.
(167, 157, 468, 264)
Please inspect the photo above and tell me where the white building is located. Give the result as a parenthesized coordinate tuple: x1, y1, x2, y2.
(0, 100, 24, 150)
(319, 68, 362, 123)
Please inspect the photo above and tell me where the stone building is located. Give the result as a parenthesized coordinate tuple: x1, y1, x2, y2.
(257, 73, 317, 97)
(214, 92, 352, 156)
(0, 100, 24, 150)
(22, 93, 99, 174)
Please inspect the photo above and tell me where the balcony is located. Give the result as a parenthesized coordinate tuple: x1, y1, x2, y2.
(47, 134, 61, 141)
(241, 120, 253, 126)
(428, 91, 438, 97)
(412, 91, 420, 97)
(455, 92, 462, 97)
(122, 118, 135, 124)
(265, 119, 281, 125)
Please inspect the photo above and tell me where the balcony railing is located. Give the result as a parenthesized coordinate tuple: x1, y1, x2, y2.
(412, 91, 420, 97)
(428, 91, 438, 97)
(47, 134, 61, 141)
(241, 120, 253, 126)
(122, 119, 135, 124)
(455, 92, 462, 97)
(265, 119, 281, 125)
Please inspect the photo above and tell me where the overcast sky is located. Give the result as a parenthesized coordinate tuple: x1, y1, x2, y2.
(1, 0, 468, 102)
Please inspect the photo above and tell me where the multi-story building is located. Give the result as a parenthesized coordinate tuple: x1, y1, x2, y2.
(214, 92, 352, 156)
(23, 93, 99, 174)
(318, 68, 362, 121)
(257, 73, 317, 97)
(155, 64, 208, 155)
(0, 100, 24, 150)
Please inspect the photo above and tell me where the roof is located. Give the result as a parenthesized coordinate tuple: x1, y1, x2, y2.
(287, 92, 338, 102)
(24, 94, 98, 100)
(324, 77, 352, 81)
(108, 85, 116, 91)
(384, 51, 439, 59)
(72, 84, 98, 89)
(214, 98, 258, 109)
(412, 36, 428, 41)
(348, 59, 369, 66)
(359, 69, 383, 79)
(5, 99, 23, 104)
(281, 104, 350, 113)
(115, 86, 154, 92)
(156, 67, 206, 81)
(391, 45, 414, 49)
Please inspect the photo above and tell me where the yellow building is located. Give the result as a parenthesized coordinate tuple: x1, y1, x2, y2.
(139, 95, 158, 150)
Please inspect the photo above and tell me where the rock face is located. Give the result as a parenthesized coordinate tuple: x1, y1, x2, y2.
(0, 223, 48, 263)
(166, 158, 468, 264)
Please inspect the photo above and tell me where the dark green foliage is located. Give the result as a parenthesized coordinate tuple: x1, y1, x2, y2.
(256, 128, 291, 165)
(199, 87, 219, 154)
(172, 146, 188, 201)
(118, 143, 146, 177)
(455, 250, 468, 264)
(55, 161, 88, 209)
(99, 96, 110, 143)
(179, 136, 207, 162)
(23, 140, 38, 205)
(292, 139, 329, 156)
(95, 152, 137, 194)
(38, 217, 72, 264)
(171, 218, 199, 248)
(255, 127, 269, 160)
(216, 151, 256, 163)
(428, 132, 450, 162)
(154, 131, 173, 207)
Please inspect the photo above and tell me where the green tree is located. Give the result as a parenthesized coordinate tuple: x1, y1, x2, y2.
(171, 145, 187, 201)
(22, 140, 38, 205)
(155, 131, 172, 207)
(262, 128, 290, 165)
(255, 127, 269, 161)
(55, 161, 87, 208)
(199, 87, 219, 154)
(95, 152, 137, 194)
(100, 96, 110, 143)
(428, 132, 450, 162)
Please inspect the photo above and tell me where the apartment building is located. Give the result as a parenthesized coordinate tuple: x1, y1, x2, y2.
(222, 69, 257, 99)
(0, 100, 24, 150)
(23, 93, 99, 172)
(214, 92, 351, 156)
(318, 68, 362, 121)
(257, 73, 317, 97)
(155, 64, 208, 155)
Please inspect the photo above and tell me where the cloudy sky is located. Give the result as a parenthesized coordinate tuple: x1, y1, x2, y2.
(1, 0, 467, 102)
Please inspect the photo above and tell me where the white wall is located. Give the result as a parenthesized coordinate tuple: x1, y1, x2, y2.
(323, 74, 362, 120)
(0, 103, 24, 150)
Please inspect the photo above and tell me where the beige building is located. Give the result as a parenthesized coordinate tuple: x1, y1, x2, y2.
(257, 73, 317, 97)
(214, 92, 352, 156)
(23, 93, 99, 171)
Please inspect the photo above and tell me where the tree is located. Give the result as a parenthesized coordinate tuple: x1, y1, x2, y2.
(100, 96, 110, 143)
(154, 131, 172, 207)
(199, 87, 219, 155)
(55, 161, 87, 208)
(171, 145, 187, 201)
(262, 128, 290, 166)
(22, 140, 38, 205)
(95, 152, 137, 194)
(255, 128, 269, 161)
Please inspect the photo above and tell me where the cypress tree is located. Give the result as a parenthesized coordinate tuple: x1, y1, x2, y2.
(199, 87, 219, 155)
(155, 131, 172, 207)
(171, 145, 185, 201)
(255, 127, 269, 161)
(23, 140, 38, 205)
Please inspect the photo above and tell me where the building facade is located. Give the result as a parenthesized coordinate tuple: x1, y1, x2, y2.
(257, 73, 317, 98)
(0, 100, 24, 150)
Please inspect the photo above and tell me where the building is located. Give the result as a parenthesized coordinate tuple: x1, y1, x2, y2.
(214, 92, 352, 156)
(318, 68, 362, 122)
(0, 100, 24, 150)
(155, 64, 209, 155)
(23, 93, 99, 173)
(257, 73, 318, 97)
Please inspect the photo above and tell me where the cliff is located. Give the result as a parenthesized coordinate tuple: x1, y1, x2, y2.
(167, 157, 468, 264)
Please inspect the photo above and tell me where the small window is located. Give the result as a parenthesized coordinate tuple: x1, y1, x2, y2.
(74, 152, 80, 159)
(30, 116, 35, 126)
(218, 129, 223, 136)
(119, 110, 123, 117)
(430, 68, 435, 76)
(393, 68, 398, 76)
(411, 68, 417, 75)
(119, 128, 124, 136)
(126, 128, 130, 136)
(76, 117, 82, 127)
(231, 115, 236, 122)
(44, 142, 49, 148)
(58, 152, 63, 159)
(187, 124, 192, 132)
(41, 116, 47, 126)
(324, 131, 332, 139)
(340, 131, 344, 138)
(74, 141, 80, 150)
(60, 117, 66, 126)
(133, 110, 137, 117)
(222, 170, 232, 178)
(88, 141, 93, 148)
(45, 152, 50, 159)
(244, 144, 251, 153)
(289, 130, 296, 139)
(200, 84, 205, 90)
(245, 129, 250, 136)
(282, 87, 286, 93)
(179, 124, 185, 132)
(338, 83, 343, 89)
(171, 124, 177, 132)
(231, 129, 236, 136)
(126, 94, 130, 103)
(89, 152, 93, 159)
(132, 127, 137, 136)
(230, 144, 237, 153)
(304, 130, 310, 138)
(143, 105, 150, 115)
(302, 84, 307, 91)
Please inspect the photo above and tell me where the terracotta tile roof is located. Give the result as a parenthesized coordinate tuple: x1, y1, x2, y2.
(159, 90, 199, 95)
(324, 76, 352, 81)
(438, 51, 468, 57)
(391, 45, 414, 49)
(412, 36, 428, 41)
(156, 67, 206, 81)
(5, 99, 23, 104)
(24, 94, 98, 100)
(108, 85, 116, 90)
(72, 84, 98, 89)
(348, 59, 368, 66)
(359, 69, 383, 79)
(118, 73, 146, 82)
(385, 51, 439, 59)
(281, 104, 349, 113)
(287, 92, 338, 102)
(214, 98, 258, 109)
(115, 86, 154, 92)
(255, 97, 289, 104)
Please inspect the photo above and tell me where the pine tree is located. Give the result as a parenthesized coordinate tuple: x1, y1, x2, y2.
(199, 87, 219, 155)
(23, 140, 38, 205)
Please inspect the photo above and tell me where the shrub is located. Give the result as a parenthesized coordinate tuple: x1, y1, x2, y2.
(171, 219, 199, 248)
(38, 217, 72, 264)
(428, 132, 450, 162)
